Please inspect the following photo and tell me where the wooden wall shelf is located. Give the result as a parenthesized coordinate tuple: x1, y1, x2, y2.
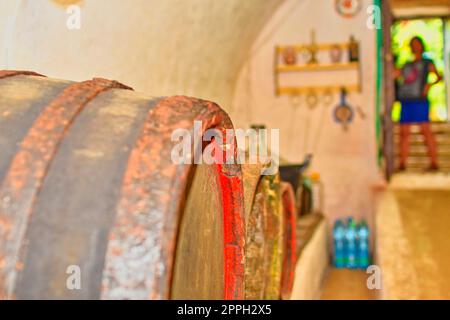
(276, 43, 351, 53)
(274, 40, 361, 97)
(276, 62, 359, 73)
(277, 85, 360, 95)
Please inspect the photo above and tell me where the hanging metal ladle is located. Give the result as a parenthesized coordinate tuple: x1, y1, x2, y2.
(333, 88, 354, 130)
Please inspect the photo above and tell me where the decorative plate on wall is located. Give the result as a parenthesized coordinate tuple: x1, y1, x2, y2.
(335, 0, 362, 18)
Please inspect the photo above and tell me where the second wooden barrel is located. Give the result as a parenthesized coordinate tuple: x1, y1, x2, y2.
(242, 163, 283, 300)
(0, 70, 245, 300)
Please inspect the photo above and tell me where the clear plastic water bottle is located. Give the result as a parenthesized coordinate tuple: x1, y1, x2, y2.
(310, 172, 323, 214)
(345, 218, 357, 269)
(357, 220, 370, 269)
(333, 219, 345, 268)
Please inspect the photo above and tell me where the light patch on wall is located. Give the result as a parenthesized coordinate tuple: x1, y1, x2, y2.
(51, 0, 83, 7)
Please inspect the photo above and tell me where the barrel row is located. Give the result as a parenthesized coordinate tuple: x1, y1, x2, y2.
(0, 70, 298, 300)
(241, 164, 298, 300)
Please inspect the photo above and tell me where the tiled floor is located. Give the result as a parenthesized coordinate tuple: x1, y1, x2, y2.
(377, 173, 450, 299)
(320, 268, 377, 300)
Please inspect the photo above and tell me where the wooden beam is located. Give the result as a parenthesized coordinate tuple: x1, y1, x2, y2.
(390, 0, 450, 9)
(382, 0, 396, 180)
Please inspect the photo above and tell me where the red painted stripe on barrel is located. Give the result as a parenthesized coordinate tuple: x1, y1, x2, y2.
(215, 162, 245, 300)
(286, 192, 296, 296)
(280, 183, 297, 299)
(0, 70, 45, 80)
(0, 78, 132, 299)
(102, 96, 245, 300)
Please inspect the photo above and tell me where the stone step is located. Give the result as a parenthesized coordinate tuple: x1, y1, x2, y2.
(394, 122, 450, 134)
(396, 157, 450, 166)
(392, 123, 450, 173)
(394, 148, 450, 157)
(397, 166, 450, 173)
(394, 135, 450, 146)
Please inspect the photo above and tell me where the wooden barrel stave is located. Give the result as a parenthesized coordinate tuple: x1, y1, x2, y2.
(0, 71, 245, 300)
(0, 75, 72, 183)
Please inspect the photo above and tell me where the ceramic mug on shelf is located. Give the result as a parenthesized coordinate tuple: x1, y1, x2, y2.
(330, 44, 343, 63)
(282, 46, 297, 65)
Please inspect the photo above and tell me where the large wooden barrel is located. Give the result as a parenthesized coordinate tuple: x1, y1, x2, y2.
(0, 70, 245, 300)
(242, 163, 283, 300)
(279, 182, 296, 300)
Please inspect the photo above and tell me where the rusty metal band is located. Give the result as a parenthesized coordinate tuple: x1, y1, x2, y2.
(0, 70, 45, 80)
(101, 96, 245, 300)
(0, 78, 133, 299)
